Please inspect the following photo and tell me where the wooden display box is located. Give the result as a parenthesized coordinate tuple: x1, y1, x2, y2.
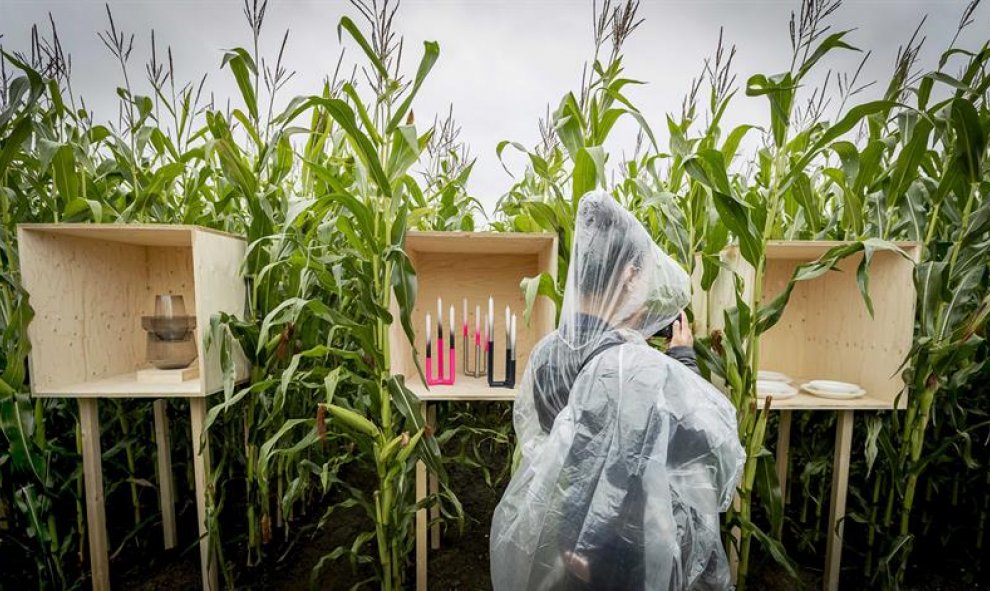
(709, 241, 920, 410)
(18, 224, 250, 398)
(388, 232, 557, 400)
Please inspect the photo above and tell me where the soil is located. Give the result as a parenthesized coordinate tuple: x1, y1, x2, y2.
(113, 426, 987, 591)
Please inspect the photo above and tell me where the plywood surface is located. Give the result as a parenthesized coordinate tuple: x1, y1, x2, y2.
(19, 224, 249, 398)
(764, 240, 919, 260)
(19, 229, 198, 396)
(765, 383, 894, 410)
(391, 232, 556, 385)
(41, 372, 201, 397)
(759, 247, 916, 409)
(18, 223, 238, 246)
(192, 230, 250, 395)
(713, 241, 919, 411)
(405, 231, 555, 255)
(406, 375, 518, 401)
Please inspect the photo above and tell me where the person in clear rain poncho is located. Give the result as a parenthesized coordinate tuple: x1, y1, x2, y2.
(490, 191, 745, 591)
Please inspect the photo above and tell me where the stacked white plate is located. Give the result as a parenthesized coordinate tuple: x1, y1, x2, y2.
(757, 370, 792, 383)
(800, 380, 866, 400)
(756, 371, 797, 400)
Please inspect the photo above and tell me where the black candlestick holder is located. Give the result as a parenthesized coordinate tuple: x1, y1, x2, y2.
(487, 337, 516, 389)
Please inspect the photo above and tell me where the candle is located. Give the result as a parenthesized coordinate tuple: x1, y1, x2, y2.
(511, 314, 517, 351)
(437, 297, 443, 335)
(450, 305, 455, 341)
(475, 304, 480, 338)
(488, 296, 494, 336)
(505, 306, 510, 340)
(426, 313, 432, 352)
(463, 298, 468, 335)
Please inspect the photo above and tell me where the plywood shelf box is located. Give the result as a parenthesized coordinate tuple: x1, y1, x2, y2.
(18, 224, 249, 398)
(391, 231, 557, 591)
(705, 240, 921, 410)
(17, 223, 250, 591)
(389, 231, 558, 402)
(703, 240, 920, 591)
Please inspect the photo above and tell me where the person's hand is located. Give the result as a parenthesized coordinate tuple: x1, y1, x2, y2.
(563, 551, 591, 582)
(669, 311, 693, 348)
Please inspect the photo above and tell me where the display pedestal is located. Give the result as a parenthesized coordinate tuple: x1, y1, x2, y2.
(704, 241, 920, 591)
(17, 224, 250, 591)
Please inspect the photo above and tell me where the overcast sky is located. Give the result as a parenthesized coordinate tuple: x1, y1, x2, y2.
(1, 1, 986, 213)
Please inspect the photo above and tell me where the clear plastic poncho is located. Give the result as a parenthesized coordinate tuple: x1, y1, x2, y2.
(490, 191, 745, 591)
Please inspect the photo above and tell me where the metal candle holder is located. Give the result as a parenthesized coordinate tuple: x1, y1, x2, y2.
(463, 321, 487, 378)
(487, 311, 516, 389)
(425, 312, 455, 386)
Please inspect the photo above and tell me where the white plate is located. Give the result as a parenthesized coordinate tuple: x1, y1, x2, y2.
(757, 370, 792, 383)
(801, 382, 866, 400)
(757, 380, 798, 399)
(806, 380, 863, 394)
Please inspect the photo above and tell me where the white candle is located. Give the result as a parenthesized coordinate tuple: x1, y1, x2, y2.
(426, 313, 432, 348)
(505, 306, 510, 341)
(475, 304, 480, 335)
(488, 297, 494, 337)
(463, 298, 468, 331)
(437, 297, 443, 334)
(511, 314, 517, 350)
(449, 305, 455, 339)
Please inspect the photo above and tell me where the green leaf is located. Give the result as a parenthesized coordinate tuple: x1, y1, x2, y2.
(949, 98, 987, 183)
(337, 16, 389, 81)
(51, 144, 79, 203)
(755, 450, 785, 538)
(887, 117, 933, 208)
(0, 393, 45, 482)
(0, 118, 32, 179)
(221, 48, 259, 121)
(520, 272, 560, 326)
(798, 31, 858, 79)
(386, 41, 440, 133)
(289, 97, 392, 197)
(572, 146, 604, 205)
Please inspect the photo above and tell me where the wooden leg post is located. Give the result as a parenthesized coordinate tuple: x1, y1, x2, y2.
(729, 493, 741, 585)
(79, 398, 110, 591)
(776, 410, 793, 507)
(189, 398, 218, 591)
(428, 403, 440, 550)
(416, 402, 428, 591)
(824, 410, 854, 591)
(153, 399, 177, 550)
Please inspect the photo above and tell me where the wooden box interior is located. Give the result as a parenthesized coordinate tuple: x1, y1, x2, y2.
(18, 225, 248, 397)
(756, 242, 919, 410)
(389, 232, 557, 400)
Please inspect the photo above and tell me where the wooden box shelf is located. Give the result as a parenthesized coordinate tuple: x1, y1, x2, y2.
(708, 240, 920, 410)
(17, 224, 249, 399)
(388, 231, 557, 400)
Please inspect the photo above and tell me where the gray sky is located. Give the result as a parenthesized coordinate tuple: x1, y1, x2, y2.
(1, 1, 986, 214)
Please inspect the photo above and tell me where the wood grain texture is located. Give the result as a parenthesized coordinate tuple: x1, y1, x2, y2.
(78, 398, 110, 591)
(428, 403, 440, 550)
(416, 403, 428, 591)
(406, 375, 518, 401)
(153, 399, 177, 550)
(390, 232, 556, 401)
(190, 397, 218, 591)
(192, 229, 249, 395)
(19, 225, 249, 398)
(17, 223, 237, 246)
(824, 410, 855, 591)
(776, 410, 792, 512)
(719, 242, 919, 411)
